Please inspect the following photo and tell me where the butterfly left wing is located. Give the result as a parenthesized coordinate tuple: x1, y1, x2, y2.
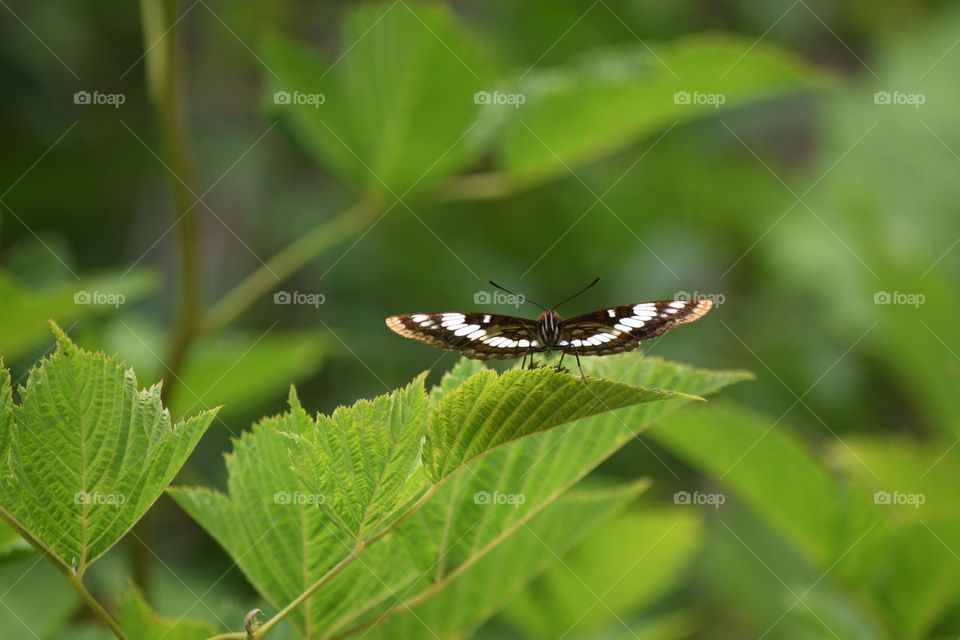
(386, 312, 541, 360)
(559, 299, 712, 355)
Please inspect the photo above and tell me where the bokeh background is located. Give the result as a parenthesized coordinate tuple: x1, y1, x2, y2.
(2, 0, 959, 638)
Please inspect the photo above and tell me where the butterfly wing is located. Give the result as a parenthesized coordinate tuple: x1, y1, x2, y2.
(386, 312, 541, 360)
(559, 299, 712, 355)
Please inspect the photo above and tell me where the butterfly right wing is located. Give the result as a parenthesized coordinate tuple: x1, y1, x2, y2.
(386, 312, 541, 360)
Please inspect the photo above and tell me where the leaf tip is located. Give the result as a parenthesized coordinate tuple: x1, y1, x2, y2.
(48, 319, 75, 353)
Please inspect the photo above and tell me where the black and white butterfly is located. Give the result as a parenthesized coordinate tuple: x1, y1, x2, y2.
(386, 278, 713, 377)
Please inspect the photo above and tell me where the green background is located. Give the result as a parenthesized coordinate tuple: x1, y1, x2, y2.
(2, 0, 959, 638)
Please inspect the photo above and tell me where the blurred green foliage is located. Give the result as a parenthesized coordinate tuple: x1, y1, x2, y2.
(2, 0, 959, 638)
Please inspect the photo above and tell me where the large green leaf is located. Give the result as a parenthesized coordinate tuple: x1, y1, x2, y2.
(0, 269, 157, 361)
(261, 1, 489, 195)
(286, 375, 430, 540)
(497, 35, 832, 183)
(0, 323, 217, 577)
(423, 366, 699, 481)
(173, 355, 749, 639)
(169, 390, 351, 639)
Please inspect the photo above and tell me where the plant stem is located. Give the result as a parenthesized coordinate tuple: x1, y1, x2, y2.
(140, 0, 203, 408)
(67, 574, 131, 640)
(430, 171, 519, 201)
(136, 0, 200, 595)
(201, 195, 382, 334)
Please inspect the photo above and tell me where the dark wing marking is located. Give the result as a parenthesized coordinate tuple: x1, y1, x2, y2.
(559, 299, 712, 355)
(385, 312, 540, 360)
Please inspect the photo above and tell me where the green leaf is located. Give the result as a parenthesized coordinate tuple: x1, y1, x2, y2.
(169, 388, 350, 639)
(501, 507, 702, 638)
(299, 356, 749, 637)
(361, 481, 650, 640)
(0, 269, 158, 361)
(261, 1, 489, 195)
(497, 35, 832, 183)
(0, 323, 217, 576)
(117, 584, 217, 640)
(422, 366, 700, 481)
(286, 375, 430, 540)
(428, 357, 487, 408)
(174, 355, 749, 639)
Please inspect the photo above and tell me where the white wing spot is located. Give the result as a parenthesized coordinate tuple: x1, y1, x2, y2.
(455, 324, 480, 337)
(669, 301, 687, 309)
(606, 309, 616, 318)
(483, 314, 492, 323)
(412, 314, 428, 323)
(614, 323, 631, 332)
(621, 317, 645, 328)
(466, 329, 487, 340)
(518, 339, 530, 348)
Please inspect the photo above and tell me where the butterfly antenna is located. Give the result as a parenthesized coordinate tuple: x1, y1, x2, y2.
(551, 276, 601, 310)
(488, 280, 548, 312)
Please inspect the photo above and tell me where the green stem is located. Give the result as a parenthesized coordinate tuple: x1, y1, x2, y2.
(249, 485, 437, 639)
(136, 0, 200, 596)
(0, 510, 128, 639)
(430, 171, 519, 201)
(67, 574, 131, 640)
(201, 196, 382, 334)
(140, 0, 203, 407)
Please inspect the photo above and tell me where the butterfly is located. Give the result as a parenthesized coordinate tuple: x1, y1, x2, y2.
(385, 278, 713, 378)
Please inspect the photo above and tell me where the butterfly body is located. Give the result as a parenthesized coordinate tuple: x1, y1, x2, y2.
(386, 299, 712, 362)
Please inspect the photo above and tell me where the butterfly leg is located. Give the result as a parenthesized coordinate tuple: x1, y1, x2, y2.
(572, 347, 587, 385)
(556, 351, 565, 371)
(521, 351, 528, 369)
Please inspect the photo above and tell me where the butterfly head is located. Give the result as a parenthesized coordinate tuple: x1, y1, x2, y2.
(537, 310, 563, 348)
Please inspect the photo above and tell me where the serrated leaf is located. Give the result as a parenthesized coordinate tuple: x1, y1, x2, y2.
(423, 366, 700, 481)
(117, 584, 216, 640)
(169, 388, 351, 639)
(293, 356, 750, 637)
(286, 375, 430, 540)
(174, 355, 749, 640)
(0, 323, 217, 576)
(261, 1, 489, 195)
(429, 357, 487, 408)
